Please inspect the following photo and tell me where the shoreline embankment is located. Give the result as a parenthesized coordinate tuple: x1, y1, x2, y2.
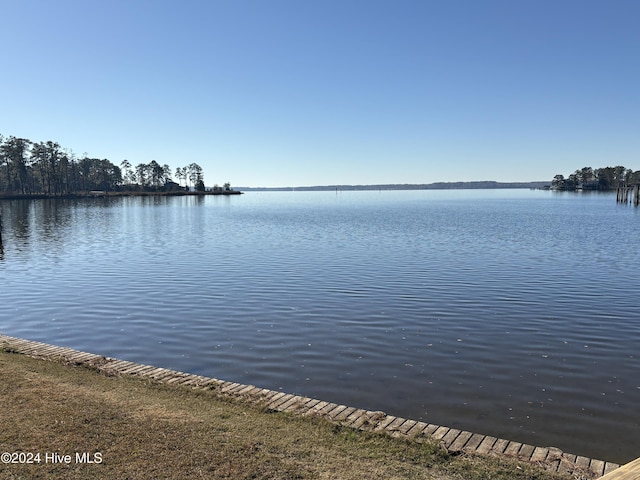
(0, 333, 623, 479)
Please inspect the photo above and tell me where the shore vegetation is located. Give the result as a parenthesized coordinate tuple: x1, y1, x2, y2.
(551, 165, 640, 191)
(0, 133, 233, 197)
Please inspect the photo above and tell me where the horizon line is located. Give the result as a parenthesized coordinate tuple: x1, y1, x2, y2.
(235, 180, 550, 190)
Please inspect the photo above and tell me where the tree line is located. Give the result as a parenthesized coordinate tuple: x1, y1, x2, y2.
(551, 165, 640, 191)
(0, 134, 208, 195)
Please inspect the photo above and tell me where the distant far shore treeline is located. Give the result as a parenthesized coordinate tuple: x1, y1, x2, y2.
(0, 134, 231, 196)
(237, 181, 550, 191)
(552, 166, 640, 191)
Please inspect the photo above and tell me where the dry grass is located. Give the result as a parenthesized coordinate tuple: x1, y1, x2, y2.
(0, 351, 572, 479)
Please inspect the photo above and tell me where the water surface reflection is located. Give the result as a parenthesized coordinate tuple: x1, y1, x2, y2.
(0, 190, 638, 463)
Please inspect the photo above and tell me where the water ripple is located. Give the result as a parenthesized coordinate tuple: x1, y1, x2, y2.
(1, 190, 639, 463)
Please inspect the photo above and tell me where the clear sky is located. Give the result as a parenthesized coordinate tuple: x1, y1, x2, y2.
(2, 1, 639, 187)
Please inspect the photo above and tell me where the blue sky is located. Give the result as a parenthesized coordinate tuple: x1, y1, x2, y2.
(2, 1, 639, 187)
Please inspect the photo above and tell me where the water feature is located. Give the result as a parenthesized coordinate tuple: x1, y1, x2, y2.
(1, 189, 638, 463)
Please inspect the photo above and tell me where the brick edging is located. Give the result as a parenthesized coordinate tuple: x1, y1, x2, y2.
(0, 334, 620, 478)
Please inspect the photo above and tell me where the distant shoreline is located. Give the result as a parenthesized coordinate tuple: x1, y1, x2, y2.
(0, 190, 242, 201)
(237, 181, 550, 191)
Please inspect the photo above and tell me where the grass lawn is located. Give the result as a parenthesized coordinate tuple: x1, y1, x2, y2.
(0, 350, 573, 479)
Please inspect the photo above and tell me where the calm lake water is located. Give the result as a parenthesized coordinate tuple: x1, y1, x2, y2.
(1, 189, 639, 463)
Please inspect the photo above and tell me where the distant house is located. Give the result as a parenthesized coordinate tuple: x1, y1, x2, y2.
(163, 181, 184, 192)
